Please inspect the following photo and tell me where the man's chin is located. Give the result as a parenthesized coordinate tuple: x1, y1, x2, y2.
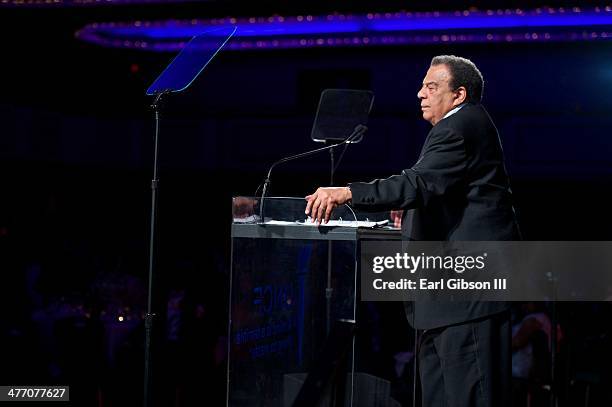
(421, 113, 436, 126)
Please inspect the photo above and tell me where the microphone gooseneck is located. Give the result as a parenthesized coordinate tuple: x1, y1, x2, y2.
(258, 124, 368, 222)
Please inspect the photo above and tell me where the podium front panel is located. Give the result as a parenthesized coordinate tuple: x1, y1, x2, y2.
(227, 197, 405, 407)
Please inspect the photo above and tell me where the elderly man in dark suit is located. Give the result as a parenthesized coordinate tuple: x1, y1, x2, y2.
(305, 55, 520, 407)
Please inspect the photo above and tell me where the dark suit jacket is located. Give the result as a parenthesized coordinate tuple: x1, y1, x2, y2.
(349, 103, 520, 329)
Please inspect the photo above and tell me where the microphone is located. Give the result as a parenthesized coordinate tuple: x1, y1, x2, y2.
(258, 124, 368, 222)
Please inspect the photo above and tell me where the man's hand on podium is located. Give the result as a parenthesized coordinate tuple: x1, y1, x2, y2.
(305, 187, 352, 224)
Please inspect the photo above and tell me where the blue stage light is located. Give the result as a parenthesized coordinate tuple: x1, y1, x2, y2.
(75, 8, 612, 51)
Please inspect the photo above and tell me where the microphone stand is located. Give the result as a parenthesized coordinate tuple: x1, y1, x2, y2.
(329, 143, 335, 186)
(144, 89, 170, 407)
(258, 124, 367, 222)
(326, 144, 334, 334)
(322, 128, 364, 335)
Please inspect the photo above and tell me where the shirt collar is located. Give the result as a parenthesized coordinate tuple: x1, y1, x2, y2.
(441, 103, 466, 120)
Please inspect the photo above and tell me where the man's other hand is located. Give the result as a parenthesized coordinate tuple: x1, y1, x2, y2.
(305, 187, 352, 224)
(390, 210, 404, 228)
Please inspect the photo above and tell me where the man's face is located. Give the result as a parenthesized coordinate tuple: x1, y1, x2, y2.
(417, 64, 460, 126)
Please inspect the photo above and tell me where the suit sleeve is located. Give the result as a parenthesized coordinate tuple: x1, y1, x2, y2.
(349, 126, 467, 212)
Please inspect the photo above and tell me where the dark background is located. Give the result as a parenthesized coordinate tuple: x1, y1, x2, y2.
(1, 1, 612, 406)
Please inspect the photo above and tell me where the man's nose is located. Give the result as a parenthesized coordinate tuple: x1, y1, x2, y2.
(417, 87, 425, 100)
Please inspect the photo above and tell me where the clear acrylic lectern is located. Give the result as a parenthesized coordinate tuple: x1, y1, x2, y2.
(227, 197, 403, 406)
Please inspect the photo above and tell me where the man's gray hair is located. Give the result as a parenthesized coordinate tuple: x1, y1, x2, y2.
(431, 55, 484, 103)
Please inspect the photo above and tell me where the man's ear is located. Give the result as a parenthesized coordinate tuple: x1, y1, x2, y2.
(453, 86, 467, 106)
